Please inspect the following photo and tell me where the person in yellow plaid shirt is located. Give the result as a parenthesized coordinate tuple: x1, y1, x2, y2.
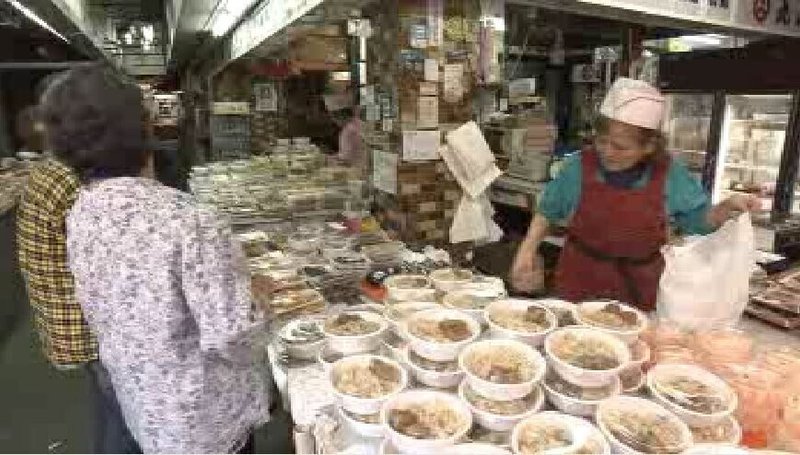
(17, 158, 98, 366)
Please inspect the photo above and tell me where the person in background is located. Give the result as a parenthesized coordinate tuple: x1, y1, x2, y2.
(45, 64, 269, 453)
(510, 78, 760, 311)
(15, 106, 45, 157)
(16, 96, 139, 452)
(324, 93, 366, 169)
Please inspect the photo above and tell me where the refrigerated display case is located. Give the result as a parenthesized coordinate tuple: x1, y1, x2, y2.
(714, 94, 794, 211)
(663, 93, 715, 183)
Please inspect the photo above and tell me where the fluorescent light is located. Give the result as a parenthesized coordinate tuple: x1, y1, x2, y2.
(680, 34, 725, 46)
(141, 24, 154, 42)
(8, 0, 68, 42)
(207, 0, 257, 37)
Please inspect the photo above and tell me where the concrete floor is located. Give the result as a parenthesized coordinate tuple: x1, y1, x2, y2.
(0, 209, 292, 453)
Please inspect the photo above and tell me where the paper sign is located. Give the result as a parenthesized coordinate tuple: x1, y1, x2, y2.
(420, 82, 438, 96)
(417, 96, 439, 129)
(254, 83, 278, 112)
(424, 59, 439, 81)
(499, 98, 509, 112)
(403, 130, 441, 161)
(359, 85, 375, 106)
(382, 118, 393, 132)
(443, 64, 464, 103)
(366, 104, 380, 122)
(373, 150, 398, 194)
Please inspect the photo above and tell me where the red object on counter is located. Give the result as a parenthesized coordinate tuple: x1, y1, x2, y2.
(361, 280, 386, 302)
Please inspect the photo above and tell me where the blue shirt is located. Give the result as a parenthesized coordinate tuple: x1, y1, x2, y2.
(538, 154, 714, 235)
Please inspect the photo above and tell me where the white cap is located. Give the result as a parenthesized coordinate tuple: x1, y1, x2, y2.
(599, 78, 665, 130)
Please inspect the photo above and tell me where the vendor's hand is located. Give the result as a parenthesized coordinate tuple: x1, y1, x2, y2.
(510, 244, 545, 293)
(724, 194, 762, 214)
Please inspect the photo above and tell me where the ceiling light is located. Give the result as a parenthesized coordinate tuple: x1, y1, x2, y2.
(680, 34, 725, 46)
(141, 24, 154, 42)
(207, 0, 257, 37)
(8, 0, 68, 42)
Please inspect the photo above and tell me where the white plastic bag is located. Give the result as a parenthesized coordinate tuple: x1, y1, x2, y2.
(657, 213, 756, 329)
(449, 194, 503, 244)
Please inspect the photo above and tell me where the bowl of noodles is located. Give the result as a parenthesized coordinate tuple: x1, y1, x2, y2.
(459, 339, 546, 401)
(595, 396, 693, 455)
(574, 301, 648, 344)
(542, 369, 621, 417)
(646, 363, 737, 427)
(384, 302, 440, 337)
(429, 268, 474, 292)
(384, 274, 436, 302)
(511, 411, 602, 455)
(322, 311, 388, 354)
(485, 299, 558, 346)
(544, 327, 631, 388)
(442, 289, 503, 324)
(381, 389, 472, 455)
(459, 380, 545, 432)
(403, 346, 464, 389)
(402, 308, 481, 362)
(330, 354, 408, 415)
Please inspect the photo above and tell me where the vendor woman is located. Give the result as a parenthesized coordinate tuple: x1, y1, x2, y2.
(511, 78, 760, 311)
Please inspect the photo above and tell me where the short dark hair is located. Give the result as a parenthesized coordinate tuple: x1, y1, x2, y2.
(40, 63, 148, 180)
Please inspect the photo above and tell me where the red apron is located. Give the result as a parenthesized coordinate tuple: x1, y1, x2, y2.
(556, 150, 669, 311)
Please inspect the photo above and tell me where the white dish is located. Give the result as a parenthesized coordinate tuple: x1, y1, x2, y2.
(689, 416, 742, 446)
(429, 268, 474, 293)
(544, 327, 631, 388)
(485, 299, 558, 347)
(459, 339, 546, 401)
(619, 366, 646, 394)
(595, 395, 694, 455)
(443, 443, 512, 455)
(404, 346, 463, 389)
(681, 443, 749, 455)
(458, 380, 544, 432)
(537, 299, 578, 327)
(442, 289, 503, 325)
(402, 308, 481, 362)
(647, 363, 738, 427)
(380, 389, 473, 455)
(278, 318, 325, 360)
(337, 406, 383, 438)
(330, 354, 408, 415)
(542, 371, 622, 417)
(322, 311, 388, 355)
(573, 300, 649, 344)
(511, 411, 599, 455)
(385, 274, 436, 302)
(384, 302, 441, 337)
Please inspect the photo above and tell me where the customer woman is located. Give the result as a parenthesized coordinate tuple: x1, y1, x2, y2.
(511, 78, 760, 311)
(42, 64, 269, 453)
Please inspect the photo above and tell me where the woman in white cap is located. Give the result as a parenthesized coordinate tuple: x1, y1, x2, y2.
(510, 78, 759, 311)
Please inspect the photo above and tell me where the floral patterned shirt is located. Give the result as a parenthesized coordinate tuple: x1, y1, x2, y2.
(66, 177, 269, 453)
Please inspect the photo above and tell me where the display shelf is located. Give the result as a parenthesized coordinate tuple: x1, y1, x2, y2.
(723, 163, 780, 174)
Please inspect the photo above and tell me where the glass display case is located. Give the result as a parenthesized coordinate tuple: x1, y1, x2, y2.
(663, 93, 715, 182)
(714, 94, 794, 212)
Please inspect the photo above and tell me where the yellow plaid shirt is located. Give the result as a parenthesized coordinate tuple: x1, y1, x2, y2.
(17, 159, 98, 366)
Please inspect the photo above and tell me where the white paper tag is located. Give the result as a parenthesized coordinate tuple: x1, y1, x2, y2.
(417, 96, 439, 129)
(382, 118, 393, 132)
(424, 58, 439, 81)
(403, 130, 441, 161)
(443, 63, 464, 103)
(373, 150, 398, 194)
(420, 82, 438, 96)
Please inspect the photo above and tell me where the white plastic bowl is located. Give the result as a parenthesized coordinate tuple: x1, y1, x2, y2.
(442, 289, 503, 325)
(384, 302, 440, 338)
(337, 405, 383, 438)
(459, 339, 546, 401)
(322, 311, 388, 355)
(443, 443, 512, 455)
(384, 274, 436, 302)
(458, 380, 544, 432)
(542, 371, 622, 417)
(485, 299, 558, 346)
(402, 308, 481, 362)
(380, 389, 473, 455)
(573, 300, 649, 344)
(537, 298, 578, 327)
(544, 327, 631, 388)
(511, 411, 599, 455)
(278, 318, 325, 360)
(647, 363, 738, 427)
(681, 443, 749, 455)
(689, 415, 742, 446)
(404, 346, 464, 389)
(595, 396, 694, 455)
(429, 268, 474, 293)
(330, 354, 408, 415)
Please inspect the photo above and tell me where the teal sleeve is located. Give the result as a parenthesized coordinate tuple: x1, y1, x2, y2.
(537, 154, 582, 223)
(666, 159, 715, 235)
